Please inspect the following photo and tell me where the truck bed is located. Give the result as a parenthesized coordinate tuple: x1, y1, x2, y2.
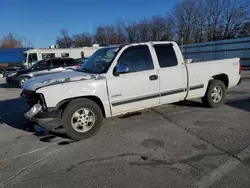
(185, 58, 241, 99)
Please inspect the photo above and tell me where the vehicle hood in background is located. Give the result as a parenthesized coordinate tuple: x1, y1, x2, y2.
(17, 68, 29, 75)
(23, 71, 95, 91)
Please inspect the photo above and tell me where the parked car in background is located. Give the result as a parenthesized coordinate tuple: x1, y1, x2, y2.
(22, 41, 241, 140)
(6, 57, 80, 87)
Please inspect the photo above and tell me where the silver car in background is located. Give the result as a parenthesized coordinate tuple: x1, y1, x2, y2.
(6, 57, 80, 87)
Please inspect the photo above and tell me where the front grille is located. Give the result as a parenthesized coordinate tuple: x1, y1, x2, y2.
(21, 90, 47, 110)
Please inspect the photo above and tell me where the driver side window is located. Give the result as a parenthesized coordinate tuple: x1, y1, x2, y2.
(117, 45, 154, 73)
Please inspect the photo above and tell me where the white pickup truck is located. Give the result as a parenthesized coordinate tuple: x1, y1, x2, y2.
(21, 41, 242, 140)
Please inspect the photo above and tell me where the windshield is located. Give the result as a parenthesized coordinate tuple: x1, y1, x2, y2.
(79, 47, 120, 74)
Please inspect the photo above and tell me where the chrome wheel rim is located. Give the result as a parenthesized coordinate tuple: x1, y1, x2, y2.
(211, 86, 223, 103)
(71, 108, 95, 133)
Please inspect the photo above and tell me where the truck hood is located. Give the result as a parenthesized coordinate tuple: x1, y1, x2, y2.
(23, 71, 95, 91)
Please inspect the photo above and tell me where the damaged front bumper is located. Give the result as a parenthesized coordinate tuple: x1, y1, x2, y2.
(21, 89, 64, 132)
(24, 105, 63, 131)
(24, 104, 43, 119)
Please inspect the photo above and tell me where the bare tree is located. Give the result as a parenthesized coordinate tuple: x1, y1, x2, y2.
(72, 33, 93, 47)
(203, 0, 225, 41)
(0, 33, 32, 48)
(171, 0, 201, 44)
(94, 24, 127, 46)
(124, 21, 139, 43)
(150, 15, 174, 41)
(94, 26, 107, 46)
(191, 1, 206, 43)
(238, 22, 250, 37)
(221, 0, 250, 39)
(56, 29, 73, 48)
(171, 0, 250, 43)
(94, 16, 174, 45)
(61, 0, 250, 47)
(94, 26, 114, 46)
(136, 18, 151, 42)
(114, 21, 127, 44)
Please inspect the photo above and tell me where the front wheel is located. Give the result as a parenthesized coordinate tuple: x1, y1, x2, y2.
(62, 99, 103, 140)
(202, 80, 226, 108)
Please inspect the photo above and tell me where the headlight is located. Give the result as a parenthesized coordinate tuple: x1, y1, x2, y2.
(25, 104, 42, 118)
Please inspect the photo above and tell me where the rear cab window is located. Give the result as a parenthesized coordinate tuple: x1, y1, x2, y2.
(154, 44, 178, 68)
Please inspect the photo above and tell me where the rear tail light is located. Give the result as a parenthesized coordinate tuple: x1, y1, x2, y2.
(74, 61, 80, 68)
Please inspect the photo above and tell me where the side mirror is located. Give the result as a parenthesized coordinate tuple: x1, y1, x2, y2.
(116, 64, 129, 74)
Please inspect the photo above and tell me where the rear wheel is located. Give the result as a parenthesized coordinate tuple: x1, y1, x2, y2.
(19, 76, 30, 87)
(62, 99, 103, 140)
(202, 80, 226, 108)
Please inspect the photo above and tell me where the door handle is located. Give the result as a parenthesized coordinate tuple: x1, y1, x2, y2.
(149, 75, 158, 81)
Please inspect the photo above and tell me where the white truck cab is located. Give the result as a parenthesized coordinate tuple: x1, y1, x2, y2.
(21, 41, 242, 140)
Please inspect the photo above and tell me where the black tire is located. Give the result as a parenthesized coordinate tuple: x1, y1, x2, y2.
(62, 98, 103, 140)
(19, 76, 30, 88)
(201, 79, 226, 108)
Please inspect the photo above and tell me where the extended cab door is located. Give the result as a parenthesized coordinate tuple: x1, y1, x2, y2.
(152, 43, 187, 104)
(107, 44, 160, 115)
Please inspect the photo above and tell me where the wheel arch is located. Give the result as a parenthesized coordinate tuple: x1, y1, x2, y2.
(18, 74, 32, 79)
(56, 96, 107, 118)
(211, 73, 229, 88)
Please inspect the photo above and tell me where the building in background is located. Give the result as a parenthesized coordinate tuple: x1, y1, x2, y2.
(0, 48, 32, 63)
(182, 37, 250, 67)
(23, 45, 101, 67)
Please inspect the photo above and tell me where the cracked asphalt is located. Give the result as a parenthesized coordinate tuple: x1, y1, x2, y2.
(0, 71, 250, 188)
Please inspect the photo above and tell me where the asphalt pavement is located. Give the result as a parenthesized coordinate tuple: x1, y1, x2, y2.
(0, 71, 249, 188)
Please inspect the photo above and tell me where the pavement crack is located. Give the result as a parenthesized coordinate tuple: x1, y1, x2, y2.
(0, 147, 64, 187)
(183, 162, 203, 172)
(151, 108, 247, 165)
(9, 170, 65, 186)
(0, 143, 57, 162)
(181, 152, 224, 163)
(66, 153, 142, 172)
(129, 152, 223, 172)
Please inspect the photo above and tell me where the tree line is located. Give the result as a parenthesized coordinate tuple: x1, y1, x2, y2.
(0, 33, 32, 48)
(1, 0, 249, 49)
(56, 0, 250, 48)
